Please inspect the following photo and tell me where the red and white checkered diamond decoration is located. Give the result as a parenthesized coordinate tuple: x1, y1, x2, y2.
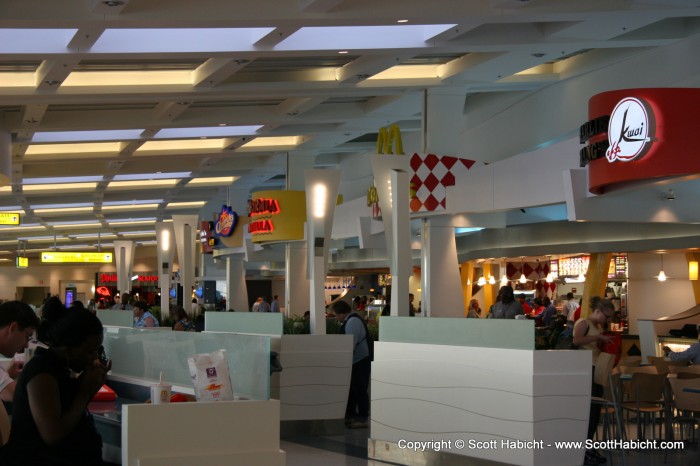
(409, 153, 477, 212)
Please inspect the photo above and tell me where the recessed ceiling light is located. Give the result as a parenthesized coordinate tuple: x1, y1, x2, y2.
(397, 19, 409, 23)
(103, 0, 125, 6)
(338, 50, 349, 54)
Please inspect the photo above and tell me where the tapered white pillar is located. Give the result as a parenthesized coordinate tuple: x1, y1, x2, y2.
(156, 222, 175, 319)
(305, 169, 341, 334)
(370, 155, 411, 316)
(113, 240, 135, 297)
(226, 257, 248, 312)
(285, 152, 315, 317)
(172, 215, 198, 307)
(421, 216, 465, 317)
(285, 244, 310, 317)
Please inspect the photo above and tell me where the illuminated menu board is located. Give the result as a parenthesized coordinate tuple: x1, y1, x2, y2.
(608, 254, 628, 278)
(558, 256, 590, 277)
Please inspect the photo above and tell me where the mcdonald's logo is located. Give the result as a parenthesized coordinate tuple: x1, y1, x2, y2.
(376, 124, 404, 155)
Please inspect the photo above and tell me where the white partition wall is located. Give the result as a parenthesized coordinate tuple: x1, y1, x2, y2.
(122, 400, 284, 466)
(370, 318, 591, 466)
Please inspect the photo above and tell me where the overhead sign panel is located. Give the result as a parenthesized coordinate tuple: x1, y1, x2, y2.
(0, 212, 21, 225)
(16, 257, 28, 268)
(41, 252, 113, 263)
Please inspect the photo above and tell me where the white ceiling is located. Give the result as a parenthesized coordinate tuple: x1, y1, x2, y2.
(1, 0, 700, 262)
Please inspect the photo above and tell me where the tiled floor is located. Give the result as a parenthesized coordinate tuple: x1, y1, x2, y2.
(281, 421, 700, 466)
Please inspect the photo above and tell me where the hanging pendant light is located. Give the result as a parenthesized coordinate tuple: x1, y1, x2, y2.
(488, 275, 496, 285)
(657, 253, 668, 282)
(477, 276, 487, 286)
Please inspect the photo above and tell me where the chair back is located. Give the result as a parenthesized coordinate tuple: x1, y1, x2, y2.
(676, 372, 700, 380)
(594, 352, 615, 388)
(669, 365, 700, 375)
(669, 377, 700, 412)
(618, 356, 642, 367)
(620, 365, 657, 375)
(0, 401, 10, 446)
(649, 356, 689, 374)
(628, 372, 667, 403)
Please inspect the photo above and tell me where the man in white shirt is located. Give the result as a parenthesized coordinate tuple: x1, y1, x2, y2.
(0, 301, 40, 402)
(565, 292, 579, 328)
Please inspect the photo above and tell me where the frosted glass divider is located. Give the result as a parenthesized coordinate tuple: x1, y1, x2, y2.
(97, 309, 135, 327)
(205, 312, 284, 335)
(379, 316, 535, 350)
(102, 326, 270, 400)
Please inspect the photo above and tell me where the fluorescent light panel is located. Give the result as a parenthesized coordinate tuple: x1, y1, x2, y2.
(25, 142, 120, 155)
(136, 139, 222, 152)
(107, 179, 178, 189)
(166, 201, 206, 209)
(101, 203, 160, 211)
(240, 136, 302, 148)
(33, 206, 94, 214)
(186, 176, 238, 186)
(154, 126, 262, 139)
(63, 71, 191, 87)
(49, 221, 102, 228)
(23, 182, 97, 193)
(119, 231, 156, 236)
(107, 218, 156, 225)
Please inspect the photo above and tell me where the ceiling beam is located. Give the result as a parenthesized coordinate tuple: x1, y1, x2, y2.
(192, 58, 253, 88)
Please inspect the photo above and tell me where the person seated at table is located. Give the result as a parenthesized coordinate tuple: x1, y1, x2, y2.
(466, 299, 481, 318)
(530, 297, 544, 317)
(531, 297, 556, 326)
(0, 305, 111, 465)
(171, 306, 195, 332)
(133, 301, 159, 328)
(0, 301, 40, 404)
(663, 326, 700, 364)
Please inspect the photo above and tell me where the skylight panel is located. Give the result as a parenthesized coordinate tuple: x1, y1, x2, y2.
(91, 28, 275, 53)
(276, 24, 456, 51)
(154, 126, 263, 139)
(112, 172, 190, 181)
(31, 130, 144, 143)
(0, 29, 78, 53)
(24, 176, 104, 184)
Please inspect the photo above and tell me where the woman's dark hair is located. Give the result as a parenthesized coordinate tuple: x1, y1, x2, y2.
(542, 296, 551, 306)
(39, 304, 103, 348)
(133, 300, 149, 312)
(0, 301, 40, 330)
(533, 297, 542, 306)
(590, 296, 614, 314)
(498, 285, 515, 304)
(172, 306, 187, 321)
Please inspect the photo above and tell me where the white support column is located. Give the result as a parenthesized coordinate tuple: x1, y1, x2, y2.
(305, 169, 341, 334)
(420, 216, 465, 317)
(370, 155, 411, 316)
(172, 215, 199, 306)
(285, 152, 315, 317)
(113, 240, 135, 297)
(226, 257, 248, 312)
(285, 243, 310, 317)
(156, 222, 175, 319)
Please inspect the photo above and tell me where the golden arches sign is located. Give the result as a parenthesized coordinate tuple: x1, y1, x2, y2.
(376, 124, 404, 155)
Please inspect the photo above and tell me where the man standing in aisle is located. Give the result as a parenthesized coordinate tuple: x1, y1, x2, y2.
(270, 295, 280, 313)
(0, 301, 40, 404)
(564, 292, 579, 328)
(332, 300, 371, 429)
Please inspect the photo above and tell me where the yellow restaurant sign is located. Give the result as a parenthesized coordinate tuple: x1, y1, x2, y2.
(0, 212, 21, 225)
(41, 252, 113, 263)
(16, 257, 28, 268)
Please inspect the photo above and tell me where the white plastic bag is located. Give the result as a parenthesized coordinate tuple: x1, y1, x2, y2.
(187, 349, 234, 402)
